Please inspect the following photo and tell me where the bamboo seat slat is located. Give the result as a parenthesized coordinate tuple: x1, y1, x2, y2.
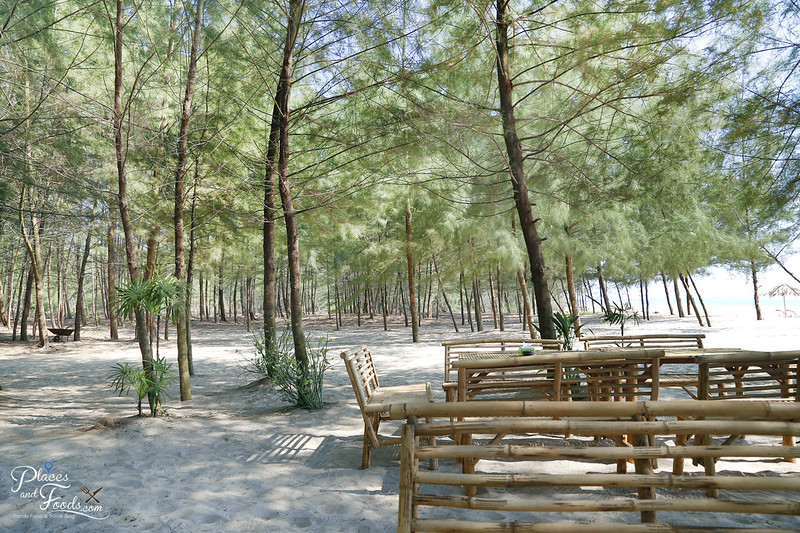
(411, 519, 800, 533)
(412, 494, 800, 515)
(415, 471, 800, 491)
(412, 444, 800, 460)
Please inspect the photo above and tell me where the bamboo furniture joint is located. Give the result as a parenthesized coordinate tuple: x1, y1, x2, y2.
(391, 400, 800, 533)
(340, 346, 437, 469)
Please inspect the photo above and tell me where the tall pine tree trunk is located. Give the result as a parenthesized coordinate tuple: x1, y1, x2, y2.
(597, 263, 611, 312)
(274, 0, 308, 367)
(673, 277, 685, 317)
(172, 0, 203, 401)
(750, 261, 762, 321)
(111, 0, 154, 413)
(74, 231, 91, 341)
(516, 269, 536, 338)
(660, 272, 674, 315)
(405, 202, 419, 342)
(497, 265, 504, 331)
(106, 216, 119, 341)
(565, 253, 581, 334)
(18, 188, 47, 347)
(495, 0, 555, 339)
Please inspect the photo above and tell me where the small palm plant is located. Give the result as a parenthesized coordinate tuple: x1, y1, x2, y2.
(602, 302, 640, 337)
(115, 271, 184, 357)
(550, 312, 585, 351)
(109, 356, 176, 417)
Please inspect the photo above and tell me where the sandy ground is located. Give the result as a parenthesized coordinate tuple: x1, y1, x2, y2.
(1, 311, 799, 532)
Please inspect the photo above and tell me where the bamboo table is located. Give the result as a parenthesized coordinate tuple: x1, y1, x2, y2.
(452, 348, 665, 403)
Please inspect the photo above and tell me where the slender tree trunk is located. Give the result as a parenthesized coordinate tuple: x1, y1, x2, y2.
(171, 0, 203, 402)
(497, 265, 504, 331)
(18, 188, 47, 347)
(145, 226, 158, 352)
(672, 277, 685, 317)
(198, 270, 205, 322)
(334, 275, 341, 329)
(660, 272, 674, 315)
(750, 261, 762, 321)
(381, 282, 388, 331)
(516, 269, 536, 338)
(496, 1, 555, 339)
(185, 174, 199, 375)
(639, 279, 646, 322)
(12, 261, 27, 340)
(111, 0, 154, 413)
(597, 264, 611, 312)
(405, 201, 419, 342)
(687, 272, 711, 327)
(459, 272, 465, 325)
(488, 271, 498, 329)
(217, 262, 226, 321)
(565, 254, 581, 334)
(20, 267, 33, 341)
(679, 274, 704, 326)
(74, 231, 91, 341)
(473, 278, 483, 331)
(0, 258, 7, 327)
(273, 0, 308, 367)
(432, 256, 458, 332)
(245, 276, 252, 332)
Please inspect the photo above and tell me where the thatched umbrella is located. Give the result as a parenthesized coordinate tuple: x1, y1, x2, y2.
(768, 284, 800, 315)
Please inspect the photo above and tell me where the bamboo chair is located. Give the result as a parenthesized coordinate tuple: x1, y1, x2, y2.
(340, 346, 437, 469)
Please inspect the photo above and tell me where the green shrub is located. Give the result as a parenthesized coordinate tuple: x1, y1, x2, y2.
(246, 328, 292, 379)
(248, 328, 331, 410)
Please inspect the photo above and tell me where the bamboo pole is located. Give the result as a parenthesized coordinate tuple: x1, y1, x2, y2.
(412, 444, 800, 461)
(414, 471, 800, 492)
(412, 493, 800, 515)
(409, 419, 800, 438)
(398, 423, 414, 533)
(388, 399, 800, 421)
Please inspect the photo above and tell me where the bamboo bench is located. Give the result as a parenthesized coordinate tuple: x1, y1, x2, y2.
(581, 333, 705, 350)
(442, 339, 564, 402)
(391, 400, 800, 532)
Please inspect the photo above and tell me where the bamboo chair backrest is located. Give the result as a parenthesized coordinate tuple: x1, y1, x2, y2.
(580, 333, 705, 350)
(442, 338, 563, 383)
(698, 351, 800, 401)
(393, 400, 800, 533)
(341, 346, 380, 413)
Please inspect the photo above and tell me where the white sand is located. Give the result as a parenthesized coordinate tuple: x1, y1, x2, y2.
(1, 312, 798, 532)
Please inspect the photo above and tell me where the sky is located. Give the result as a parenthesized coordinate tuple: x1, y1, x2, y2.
(648, 254, 800, 318)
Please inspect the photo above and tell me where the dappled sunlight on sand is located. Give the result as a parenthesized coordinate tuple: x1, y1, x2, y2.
(1, 313, 799, 531)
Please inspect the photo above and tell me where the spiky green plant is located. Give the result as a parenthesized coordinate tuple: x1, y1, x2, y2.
(602, 302, 640, 337)
(109, 357, 176, 417)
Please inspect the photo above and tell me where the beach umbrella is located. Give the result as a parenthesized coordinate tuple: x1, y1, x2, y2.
(767, 284, 800, 315)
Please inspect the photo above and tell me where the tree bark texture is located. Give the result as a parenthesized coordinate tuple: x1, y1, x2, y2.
(495, 0, 555, 339)
(274, 0, 308, 366)
(172, 0, 203, 401)
(405, 202, 419, 342)
(112, 0, 154, 413)
(73, 231, 91, 341)
(18, 188, 48, 347)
